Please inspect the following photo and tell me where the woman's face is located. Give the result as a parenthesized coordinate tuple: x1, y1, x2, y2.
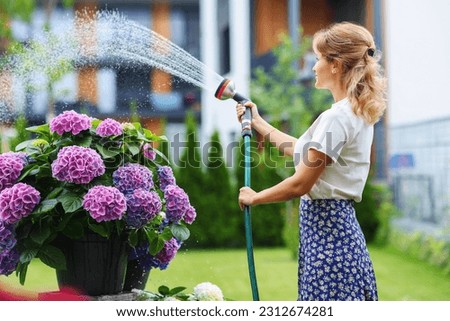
(312, 48, 336, 90)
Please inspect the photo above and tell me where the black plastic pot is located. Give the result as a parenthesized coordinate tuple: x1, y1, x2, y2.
(122, 258, 151, 291)
(55, 232, 128, 296)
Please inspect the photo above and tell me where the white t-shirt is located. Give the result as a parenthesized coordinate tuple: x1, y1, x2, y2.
(293, 98, 373, 202)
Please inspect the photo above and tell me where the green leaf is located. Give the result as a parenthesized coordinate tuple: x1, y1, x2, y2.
(169, 286, 187, 296)
(148, 234, 165, 256)
(30, 225, 52, 245)
(62, 221, 84, 239)
(127, 143, 141, 156)
(170, 224, 190, 242)
(46, 187, 64, 200)
(38, 245, 67, 270)
(95, 143, 121, 159)
(128, 230, 138, 247)
(19, 249, 39, 264)
(158, 285, 170, 296)
(26, 124, 50, 138)
(59, 193, 83, 213)
(88, 223, 109, 238)
(32, 199, 58, 215)
(75, 135, 92, 147)
(14, 139, 35, 151)
(18, 262, 29, 286)
(18, 164, 40, 181)
(91, 118, 101, 129)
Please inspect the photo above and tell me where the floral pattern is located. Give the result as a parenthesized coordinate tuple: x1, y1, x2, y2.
(298, 198, 378, 301)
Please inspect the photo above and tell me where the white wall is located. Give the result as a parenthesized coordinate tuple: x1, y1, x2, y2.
(385, 0, 450, 126)
(200, 0, 250, 162)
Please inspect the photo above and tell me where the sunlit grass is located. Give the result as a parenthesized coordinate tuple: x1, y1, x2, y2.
(1, 247, 449, 301)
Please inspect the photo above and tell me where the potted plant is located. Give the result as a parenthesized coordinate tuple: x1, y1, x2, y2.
(0, 110, 196, 296)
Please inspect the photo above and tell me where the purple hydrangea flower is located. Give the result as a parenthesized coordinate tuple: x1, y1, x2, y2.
(157, 166, 176, 191)
(0, 153, 26, 192)
(183, 205, 197, 225)
(51, 146, 105, 184)
(153, 238, 180, 270)
(143, 143, 156, 161)
(0, 222, 16, 250)
(125, 189, 162, 228)
(82, 186, 127, 223)
(49, 110, 92, 135)
(1, 152, 28, 165)
(0, 183, 40, 224)
(112, 163, 154, 194)
(96, 118, 123, 137)
(0, 247, 20, 276)
(164, 185, 190, 223)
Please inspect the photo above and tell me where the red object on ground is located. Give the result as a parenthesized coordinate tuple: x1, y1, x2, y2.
(0, 285, 89, 301)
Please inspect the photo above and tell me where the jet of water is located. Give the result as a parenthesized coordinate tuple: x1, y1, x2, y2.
(0, 10, 224, 112)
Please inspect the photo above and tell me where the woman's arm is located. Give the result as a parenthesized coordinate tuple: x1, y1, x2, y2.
(237, 102, 298, 156)
(238, 148, 331, 209)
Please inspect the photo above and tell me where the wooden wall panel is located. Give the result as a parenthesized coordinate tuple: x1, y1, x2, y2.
(78, 67, 97, 104)
(151, 1, 172, 93)
(75, 2, 98, 104)
(301, 0, 333, 36)
(254, 0, 288, 55)
(254, 0, 334, 55)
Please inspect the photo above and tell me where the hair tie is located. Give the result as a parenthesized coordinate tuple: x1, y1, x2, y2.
(367, 48, 375, 57)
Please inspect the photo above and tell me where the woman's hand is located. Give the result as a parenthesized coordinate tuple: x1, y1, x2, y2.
(236, 101, 261, 124)
(238, 186, 257, 210)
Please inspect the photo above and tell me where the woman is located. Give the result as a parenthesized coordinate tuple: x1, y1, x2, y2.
(237, 22, 386, 301)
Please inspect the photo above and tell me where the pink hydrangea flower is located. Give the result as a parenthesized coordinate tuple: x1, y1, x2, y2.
(0, 153, 27, 192)
(49, 110, 92, 135)
(82, 186, 127, 222)
(154, 238, 180, 270)
(96, 118, 123, 137)
(183, 205, 197, 225)
(0, 183, 41, 224)
(51, 146, 105, 184)
(143, 143, 156, 161)
(164, 185, 190, 223)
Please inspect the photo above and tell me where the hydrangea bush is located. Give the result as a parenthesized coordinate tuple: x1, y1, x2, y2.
(0, 110, 196, 284)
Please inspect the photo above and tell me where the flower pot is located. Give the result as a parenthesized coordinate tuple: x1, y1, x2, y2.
(122, 243, 152, 291)
(122, 258, 151, 291)
(55, 231, 128, 296)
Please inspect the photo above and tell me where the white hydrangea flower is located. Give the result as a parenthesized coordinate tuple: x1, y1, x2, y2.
(192, 282, 224, 301)
(163, 296, 178, 301)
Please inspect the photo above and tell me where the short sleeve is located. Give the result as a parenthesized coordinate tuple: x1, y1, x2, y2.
(309, 111, 348, 162)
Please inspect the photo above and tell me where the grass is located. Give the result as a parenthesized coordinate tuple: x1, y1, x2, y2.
(1, 246, 449, 301)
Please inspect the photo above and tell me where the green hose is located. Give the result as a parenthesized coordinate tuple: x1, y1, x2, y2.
(243, 134, 259, 301)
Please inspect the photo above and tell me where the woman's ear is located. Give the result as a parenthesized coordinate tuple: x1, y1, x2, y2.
(331, 61, 343, 75)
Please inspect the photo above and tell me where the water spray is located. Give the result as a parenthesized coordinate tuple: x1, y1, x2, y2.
(215, 78, 259, 301)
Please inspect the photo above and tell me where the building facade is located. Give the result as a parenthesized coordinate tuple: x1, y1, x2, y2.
(1, 0, 386, 178)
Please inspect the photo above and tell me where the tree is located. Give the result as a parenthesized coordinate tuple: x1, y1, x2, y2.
(8, 113, 30, 151)
(203, 130, 242, 247)
(251, 32, 332, 138)
(174, 111, 206, 247)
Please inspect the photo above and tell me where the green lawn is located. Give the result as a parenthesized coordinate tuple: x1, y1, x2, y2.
(1, 246, 449, 301)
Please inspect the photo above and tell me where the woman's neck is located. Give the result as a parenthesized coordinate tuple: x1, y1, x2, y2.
(331, 83, 347, 102)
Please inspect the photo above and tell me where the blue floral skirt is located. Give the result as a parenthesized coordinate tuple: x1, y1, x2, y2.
(298, 198, 378, 301)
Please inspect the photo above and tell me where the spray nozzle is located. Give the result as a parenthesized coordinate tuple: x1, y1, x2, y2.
(214, 78, 252, 137)
(214, 78, 248, 103)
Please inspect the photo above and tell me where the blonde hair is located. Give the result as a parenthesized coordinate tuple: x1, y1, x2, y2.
(313, 22, 387, 124)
